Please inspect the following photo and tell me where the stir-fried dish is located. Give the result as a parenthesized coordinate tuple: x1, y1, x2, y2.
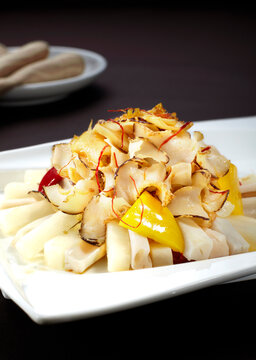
(0, 104, 256, 273)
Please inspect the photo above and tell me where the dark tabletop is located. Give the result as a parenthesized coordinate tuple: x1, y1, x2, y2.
(0, 3, 256, 359)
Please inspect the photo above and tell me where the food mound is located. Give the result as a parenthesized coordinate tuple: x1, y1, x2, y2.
(0, 103, 256, 273)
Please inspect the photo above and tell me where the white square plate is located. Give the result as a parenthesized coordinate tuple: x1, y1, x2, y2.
(0, 116, 256, 324)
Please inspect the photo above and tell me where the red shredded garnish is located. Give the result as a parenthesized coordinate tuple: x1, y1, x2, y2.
(103, 187, 114, 193)
(201, 146, 211, 153)
(96, 144, 110, 193)
(113, 152, 118, 168)
(111, 176, 144, 229)
(106, 119, 124, 149)
(158, 121, 192, 150)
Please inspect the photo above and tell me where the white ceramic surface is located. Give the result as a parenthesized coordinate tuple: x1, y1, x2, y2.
(0, 46, 107, 105)
(0, 116, 256, 324)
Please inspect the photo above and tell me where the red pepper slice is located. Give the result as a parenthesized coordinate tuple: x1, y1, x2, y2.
(38, 167, 63, 193)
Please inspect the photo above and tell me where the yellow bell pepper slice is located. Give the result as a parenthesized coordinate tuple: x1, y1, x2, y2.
(218, 163, 243, 215)
(119, 191, 184, 253)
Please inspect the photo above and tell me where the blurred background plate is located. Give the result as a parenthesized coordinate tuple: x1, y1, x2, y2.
(0, 46, 107, 106)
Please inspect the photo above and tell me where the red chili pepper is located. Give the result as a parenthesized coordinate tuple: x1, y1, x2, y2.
(38, 167, 63, 194)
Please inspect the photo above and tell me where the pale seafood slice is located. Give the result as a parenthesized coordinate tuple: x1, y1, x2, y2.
(167, 162, 192, 190)
(134, 123, 197, 166)
(196, 145, 230, 178)
(128, 138, 169, 164)
(43, 179, 98, 214)
(93, 120, 129, 151)
(114, 158, 172, 206)
(71, 129, 111, 169)
(168, 186, 209, 220)
(80, 194, 129, 246)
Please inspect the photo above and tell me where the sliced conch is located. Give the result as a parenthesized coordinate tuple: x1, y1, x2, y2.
(166, 162, 192, 190)
(93, 120, 129, 151)
(168, 186, 210, 220)
(128, 138, 169, 164)
(134, 122, 197, 166)
(44, 179, 98, 214)
(196, 145, 230, 178)
(52, 143, 95, 183)
(80, 194, 130, 246)
(114, 158, 173, 206)
(71, 129, 111, 169)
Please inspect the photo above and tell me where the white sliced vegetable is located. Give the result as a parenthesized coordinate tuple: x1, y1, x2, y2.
(0, 200, 55, 236)
(242, 197, 256, 219)
(65, 241, 106, 273)
(204, 228, 229, 259)
(15, 211, 81, 260)
(227, 215, 256, 251)
(149, 241, 173, 267)
(177, 218, 213, 261)
(211, 217, 249, 255)
(44, 232, 81, 270)
(0, 197, 36, 209)
(239, 178, 256, 194)
(12, 214, 52, 246)
(24, 169, 47, 185)
(106, 221, 131, 272)
(128, 230, 152, 270)
(4, 182, 36, 199)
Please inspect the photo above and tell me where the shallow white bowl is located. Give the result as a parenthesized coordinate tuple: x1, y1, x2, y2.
(0, 116, 255, 324)
(0, 46, 107, 106)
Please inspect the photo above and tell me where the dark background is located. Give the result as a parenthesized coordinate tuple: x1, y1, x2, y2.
(0, 1, 256, 151)
(0, 2, 256, 359)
